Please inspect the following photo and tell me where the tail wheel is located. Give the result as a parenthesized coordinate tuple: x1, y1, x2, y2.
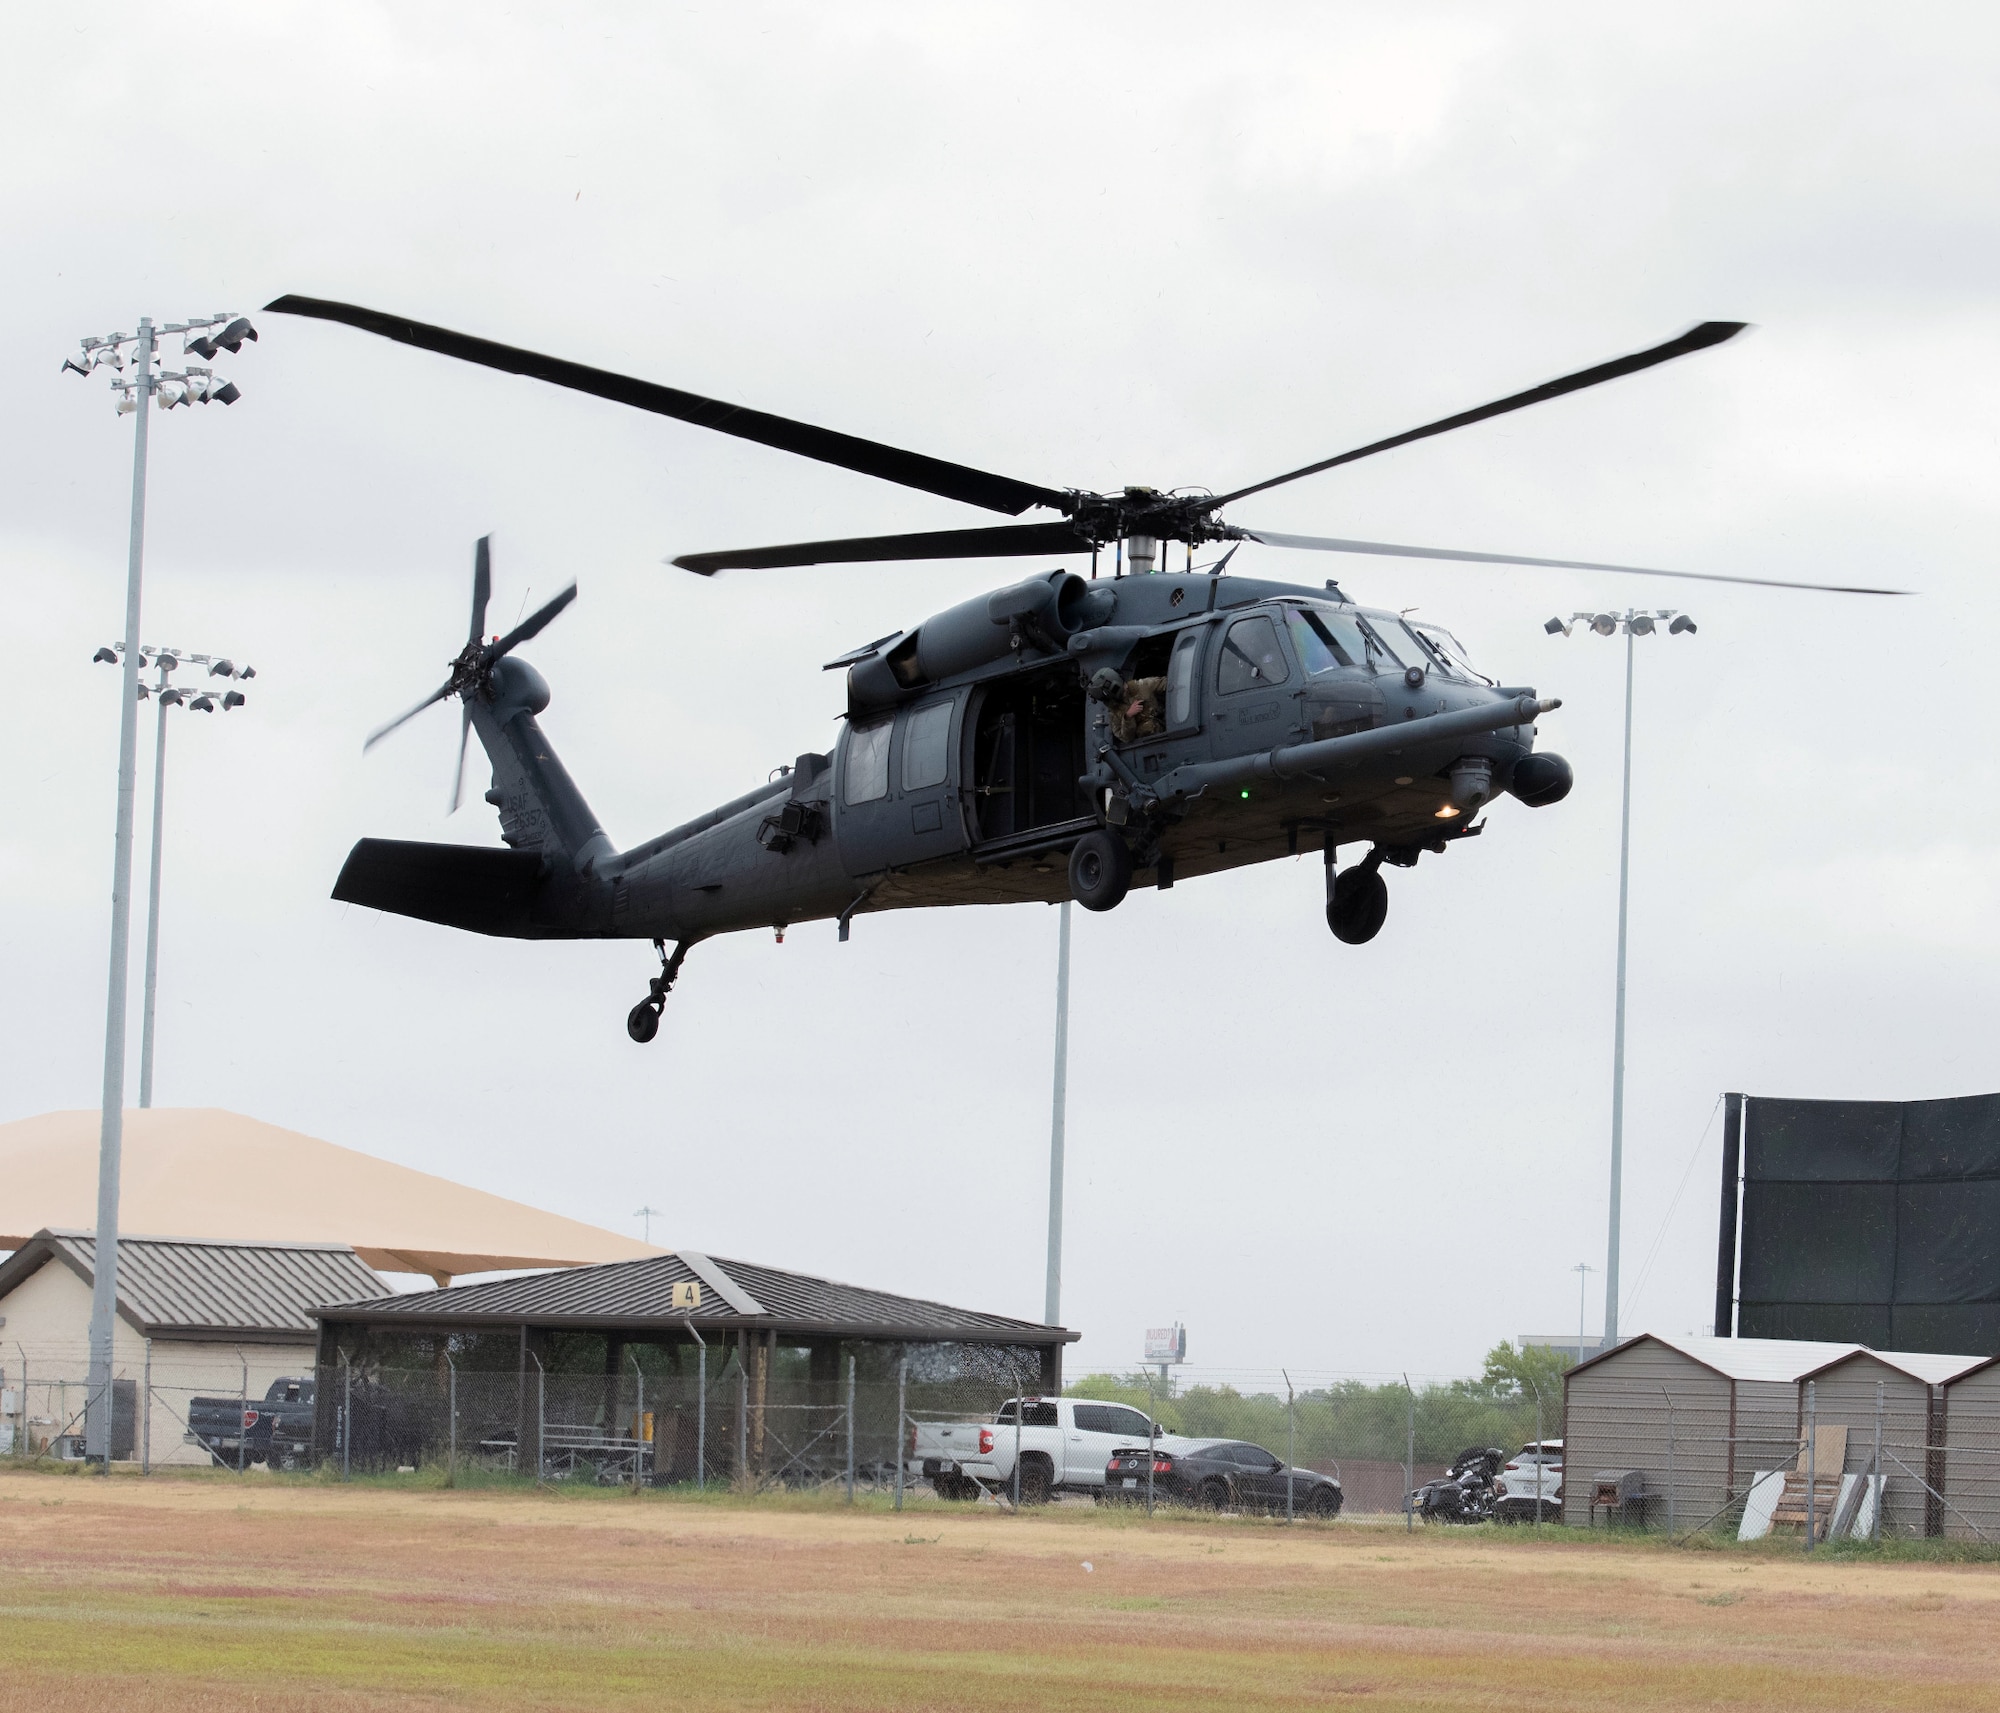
(1327, 866, 1389, 944)
(1069, 831, 1133, 912)
(626, 1001, 661, 1043)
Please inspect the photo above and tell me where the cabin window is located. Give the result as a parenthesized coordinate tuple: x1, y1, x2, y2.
(1215, 614, 1292, 695)
(901, 700, 953, 791)
(843, 719, 892, 804)
(1165, 628, 1202, 727)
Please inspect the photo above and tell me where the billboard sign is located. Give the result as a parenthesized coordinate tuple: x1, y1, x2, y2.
(1143, 1325, 1186, 1363)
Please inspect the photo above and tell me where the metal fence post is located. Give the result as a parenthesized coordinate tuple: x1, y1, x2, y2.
(1533, 1388, 1544, 1531)
(893, 1356, 907, 1512)
(237, 1349, 248, 1474)
(1012, 1357, 1023, 1509)
(1284, 1369, 1296, 1524)
(341, 1351, 352, 1482)
(845, 1356, 856, 1505)
(1404, 1375, 1415, 1534)
(1805, 1379, 1818, 1553)
(1145, 1370, 1157, 1517)
(1872, 1379, 1884, 1543)
(736, 1364, 748, 1488)
(632, 1353, 645, 1489)
(446, 1354, 457, 1488)
(685, 1318, 706, 1491)
(1661, 1388, 1676, 1536)
(142, 1337, 152, 1476)
(535, 1354, 546, 1486)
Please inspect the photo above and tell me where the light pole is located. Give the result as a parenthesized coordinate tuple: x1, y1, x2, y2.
(1044, 900, 1071, 1327)
(634, 1205, 662, 1243)
(1572, 1261, 1596, 1365)
(92, 645, 254, 1107)
(64, 312, 256, 1466)
(1546, 609, 1696, 1349)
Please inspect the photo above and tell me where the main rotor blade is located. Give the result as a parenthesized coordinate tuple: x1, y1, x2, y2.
(448, 703, 472, 814)
(265, 295, 1068, 517)
(671, 520, 1095, 575)
(484, 581, 578, 659)
(1233, 526, 1910, 596)
(1213, 321, 1750, 509)
(470, 535, 492, 649)
(363, 680, 455, 751)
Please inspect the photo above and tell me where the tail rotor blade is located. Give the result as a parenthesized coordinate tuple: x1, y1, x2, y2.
(363, 680, 456, 751)
(470, 535, 492, 648)
(448, 703, 472, 813)
(485, 581, 577, 660)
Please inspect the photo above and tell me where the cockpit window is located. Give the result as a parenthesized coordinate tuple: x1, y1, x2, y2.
(1286, 606, 1373, 674)
(1415, 623, 1488, 684)
(1216, 614, 1292, 695)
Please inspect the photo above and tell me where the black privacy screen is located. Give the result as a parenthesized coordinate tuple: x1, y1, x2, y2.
(1737, 1094, 2000, 1353)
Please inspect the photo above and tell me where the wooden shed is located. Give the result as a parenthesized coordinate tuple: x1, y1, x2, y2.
(1798, 1349, 1985, 1538)
(1942, 1357, 2000, 1541)
(1562, 1335, 1859, 1529)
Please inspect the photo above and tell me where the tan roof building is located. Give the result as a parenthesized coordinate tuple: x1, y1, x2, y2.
(0, 1109, 658, 1283)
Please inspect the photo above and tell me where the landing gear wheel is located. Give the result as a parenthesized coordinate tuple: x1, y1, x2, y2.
(1069, 830, 1133, 912)
(626, 938, 693, 1044)
(1327, 866, 1389, 944)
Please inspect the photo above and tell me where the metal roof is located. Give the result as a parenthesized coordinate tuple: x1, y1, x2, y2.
(1799, 1347, 1990, 1386)
(320, 1249, 1076, 1344)
(0, 1228, 386, 1343)
(1569, 1332, 1865, 1384)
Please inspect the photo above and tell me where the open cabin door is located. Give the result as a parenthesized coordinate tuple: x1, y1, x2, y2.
(967, 665, 1093, 858)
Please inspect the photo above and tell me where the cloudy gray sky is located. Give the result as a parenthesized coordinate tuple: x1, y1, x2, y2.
(6, 2, 1998, 1379)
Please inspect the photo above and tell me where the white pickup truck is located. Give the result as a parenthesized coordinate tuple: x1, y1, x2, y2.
(911, 1396, 1176, 1504)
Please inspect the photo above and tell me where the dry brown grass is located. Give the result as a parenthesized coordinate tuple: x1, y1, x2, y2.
(3, 1467, 1998, 1711)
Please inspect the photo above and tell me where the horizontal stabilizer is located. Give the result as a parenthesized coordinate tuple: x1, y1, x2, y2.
(332, 838, 546, 937)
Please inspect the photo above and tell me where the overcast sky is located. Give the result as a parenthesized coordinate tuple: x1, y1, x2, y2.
(6, 2, 1999, 1380)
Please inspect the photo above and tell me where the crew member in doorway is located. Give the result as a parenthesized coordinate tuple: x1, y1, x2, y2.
(1090, 667, 1167, 744)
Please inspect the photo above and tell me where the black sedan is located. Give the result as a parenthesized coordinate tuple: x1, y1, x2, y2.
(1105, 1438, 1344, 1517)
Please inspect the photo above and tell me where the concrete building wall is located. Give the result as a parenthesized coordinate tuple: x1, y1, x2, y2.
(1562, 1340, 1734, 1530)
(1942, 1365, 2000, 1542)
(0, 1254, 315, 1467)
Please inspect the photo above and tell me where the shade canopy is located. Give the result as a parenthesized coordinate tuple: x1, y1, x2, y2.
(0, 1109, 658, 1281)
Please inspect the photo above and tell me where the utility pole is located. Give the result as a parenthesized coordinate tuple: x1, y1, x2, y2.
(65, 311, 256, 1465)
(1044, 900, 1071, 1327)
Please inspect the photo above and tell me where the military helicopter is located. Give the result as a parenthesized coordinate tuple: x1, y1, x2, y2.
(272, 297, 1899, 1041)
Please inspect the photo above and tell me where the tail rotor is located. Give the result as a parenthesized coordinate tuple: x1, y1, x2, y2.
(363, 534, 578, 813)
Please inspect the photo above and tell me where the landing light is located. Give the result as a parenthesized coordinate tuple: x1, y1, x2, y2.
(1434, 805, 1460, 819)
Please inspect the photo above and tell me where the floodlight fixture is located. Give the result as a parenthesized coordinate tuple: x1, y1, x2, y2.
(208, 658, 234, 676)
(212, 317, 258, 353)
(93, 646, 118, 664)
(187, 693, 215, 712)
(1669, 614, 1696, 635)
(220, 690, 245, 710)
(1590, 613, 1617, 636)
(159, 687, 184, 707)
(1543, 616, 1567, 636)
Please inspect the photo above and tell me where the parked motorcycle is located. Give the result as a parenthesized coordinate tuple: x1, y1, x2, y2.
(1410, 1446, 1506, 1524)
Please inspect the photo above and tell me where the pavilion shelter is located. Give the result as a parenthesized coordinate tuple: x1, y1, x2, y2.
(314, 1249, 1076, 1483)
(1562, 1334, 1860, 1530)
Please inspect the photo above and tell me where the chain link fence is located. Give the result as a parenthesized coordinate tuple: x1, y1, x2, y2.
(8, 1345, 1994, 1546)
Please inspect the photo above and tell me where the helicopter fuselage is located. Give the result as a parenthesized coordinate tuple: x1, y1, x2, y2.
(336, 568, 1567, 960)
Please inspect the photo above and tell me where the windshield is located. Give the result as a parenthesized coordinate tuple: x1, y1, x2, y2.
(1288, 604, 1389, 674)
(1415, 622, 1488, 683)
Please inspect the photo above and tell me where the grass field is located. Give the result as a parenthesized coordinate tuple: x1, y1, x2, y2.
(4, 1467, 1999, 1711)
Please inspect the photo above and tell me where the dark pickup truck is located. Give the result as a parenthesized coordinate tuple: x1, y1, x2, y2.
(187, 1376, 316, 1469)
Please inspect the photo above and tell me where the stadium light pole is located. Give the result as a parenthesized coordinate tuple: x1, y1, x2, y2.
(65, 311, 256, 1466)
(1044, 901, 1072, 1328)
(1572, 1261, 1596, 1365)
(1546, 609, 1697, 1349)
(92, 645, 254, 1108)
